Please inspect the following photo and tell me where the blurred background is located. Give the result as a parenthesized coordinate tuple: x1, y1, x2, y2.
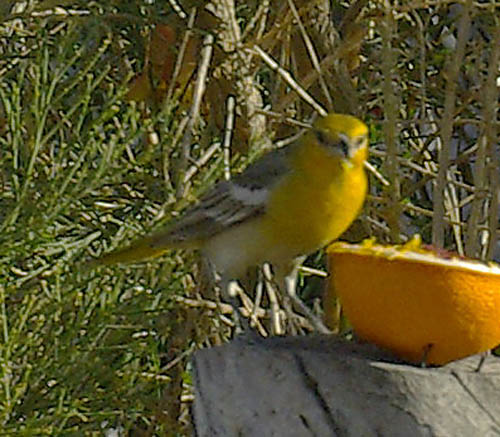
(1, 0, 499, 434)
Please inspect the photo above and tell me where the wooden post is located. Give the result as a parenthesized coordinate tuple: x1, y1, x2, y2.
(192, 335, 500, 436)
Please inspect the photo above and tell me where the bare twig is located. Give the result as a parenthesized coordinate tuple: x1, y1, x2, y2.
(432, 0, 472, 248)
(251, 45, 327, 117)
(176, 33, 214, 199)
(365, 161, 390, 187)
(485, 24, 500, 260)
(286, 0, 333, 109)
(222, 95, 236, 181)
(381, 1, 401, 242)
(166, 8, 197, 103)
(183, 142, 221, 184)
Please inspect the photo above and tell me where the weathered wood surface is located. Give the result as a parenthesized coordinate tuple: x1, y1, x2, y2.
(192, 335, 500, 437)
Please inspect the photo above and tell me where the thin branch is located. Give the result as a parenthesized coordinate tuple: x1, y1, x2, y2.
(381, 1, 401, 242)
(222, 95, 236, 181)
(176, 33, 214, 199)
(251, 44, 327, 116)
(286, 0, 333, 109)
(166, 8, 197, 103)
(432, 0, 472, 247)
(485, 24, 500, 260)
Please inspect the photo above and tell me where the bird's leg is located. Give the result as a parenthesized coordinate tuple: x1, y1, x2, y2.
(220, 277, 249, 335)
(276, 257, 331, 334)
(262, 264, 284, 335)
(281, 267, 298, 335)
(283, 256, 306, 300)
(200, 256, 247, 334)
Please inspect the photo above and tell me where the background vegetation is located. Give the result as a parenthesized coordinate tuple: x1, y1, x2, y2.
(1, 0, 499, 434)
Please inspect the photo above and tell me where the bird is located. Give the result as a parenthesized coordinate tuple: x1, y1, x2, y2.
(89, 113, 369, 331)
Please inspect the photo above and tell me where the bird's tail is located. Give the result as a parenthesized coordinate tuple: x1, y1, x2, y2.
(85, 233, 174, 270)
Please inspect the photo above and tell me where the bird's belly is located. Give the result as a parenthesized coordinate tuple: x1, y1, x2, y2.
(203, 216, 311, 280)
(202, 218, 269, 279)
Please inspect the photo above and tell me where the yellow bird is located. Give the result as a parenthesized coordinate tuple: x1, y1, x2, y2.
(91, 113, 369, 327)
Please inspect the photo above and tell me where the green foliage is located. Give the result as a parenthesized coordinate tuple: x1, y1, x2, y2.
(0, 5, 200, 434)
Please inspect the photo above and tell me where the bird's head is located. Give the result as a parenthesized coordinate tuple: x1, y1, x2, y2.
(311, 113, 369, 168)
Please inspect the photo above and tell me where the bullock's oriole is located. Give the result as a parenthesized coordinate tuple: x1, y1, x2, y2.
(90, 113, 369, 329)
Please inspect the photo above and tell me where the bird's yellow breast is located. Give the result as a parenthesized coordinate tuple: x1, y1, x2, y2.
(260, 139, 367, 259)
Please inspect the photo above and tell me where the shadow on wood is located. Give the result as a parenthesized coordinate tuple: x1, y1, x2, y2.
(192, 335, 500, 436)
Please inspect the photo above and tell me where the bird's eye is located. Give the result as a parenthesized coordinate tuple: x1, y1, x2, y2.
(314, 129, 328, 145)
(354, 135, 367, 149)
(315, 129, 352, 157)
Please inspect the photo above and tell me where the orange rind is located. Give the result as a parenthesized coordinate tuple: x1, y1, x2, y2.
(326, 236, 500, 365)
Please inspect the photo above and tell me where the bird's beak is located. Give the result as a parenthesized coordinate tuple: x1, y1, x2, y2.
(338, 133, 351, 159)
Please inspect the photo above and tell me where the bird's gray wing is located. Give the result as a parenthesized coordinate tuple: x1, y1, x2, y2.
(153, 146, 292, 246)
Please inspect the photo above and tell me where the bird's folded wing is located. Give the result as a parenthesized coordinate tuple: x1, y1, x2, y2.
(150, 146, 292, 247)
(89, 147, 292, 266)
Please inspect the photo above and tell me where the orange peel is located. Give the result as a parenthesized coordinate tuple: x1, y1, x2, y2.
(326, 236, 500, 365)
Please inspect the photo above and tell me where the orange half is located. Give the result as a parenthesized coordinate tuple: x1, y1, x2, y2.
(326, 237, 500, 365)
